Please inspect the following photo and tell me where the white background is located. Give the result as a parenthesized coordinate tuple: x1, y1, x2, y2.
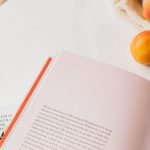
(0, 0, 149, 107)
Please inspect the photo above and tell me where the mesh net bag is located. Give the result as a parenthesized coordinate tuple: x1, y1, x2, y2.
(112, 0, 150, 31)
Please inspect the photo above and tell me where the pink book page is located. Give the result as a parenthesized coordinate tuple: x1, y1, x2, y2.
(2, 51, 150, 150)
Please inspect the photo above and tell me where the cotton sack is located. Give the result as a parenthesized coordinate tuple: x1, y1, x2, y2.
(112, 0, 150, 31)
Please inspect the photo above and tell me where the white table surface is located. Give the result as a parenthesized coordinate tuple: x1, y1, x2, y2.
(0, 0, 149, 107)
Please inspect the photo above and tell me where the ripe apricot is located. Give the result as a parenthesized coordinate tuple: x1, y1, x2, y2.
(143, 0, 150, 21)
(130, 31, 150, 65)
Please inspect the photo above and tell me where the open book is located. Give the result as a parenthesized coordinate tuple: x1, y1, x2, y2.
(1, 51, 150, 150)
(0, 106, 17, 141)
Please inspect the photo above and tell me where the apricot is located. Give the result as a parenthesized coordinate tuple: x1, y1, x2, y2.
(143, 0, 150, 21)
(130, 31, 150, 65)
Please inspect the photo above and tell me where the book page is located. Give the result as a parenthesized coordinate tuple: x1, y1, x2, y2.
(2, 51, 150, 150)
(0, 105, 18, 141)
(142, 121, 150, 150)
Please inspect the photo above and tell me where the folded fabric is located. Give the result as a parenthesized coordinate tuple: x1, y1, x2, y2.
(112, 0, 150, 31)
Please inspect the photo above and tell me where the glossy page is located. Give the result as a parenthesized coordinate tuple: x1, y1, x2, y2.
(2, 51, 150, 150)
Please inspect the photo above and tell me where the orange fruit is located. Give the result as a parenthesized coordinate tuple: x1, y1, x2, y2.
(130, 31, 150, 65)
(143, 0, 150, 21)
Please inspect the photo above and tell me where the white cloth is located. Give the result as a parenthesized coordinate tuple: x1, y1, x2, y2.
(112, 0, 150, 31)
